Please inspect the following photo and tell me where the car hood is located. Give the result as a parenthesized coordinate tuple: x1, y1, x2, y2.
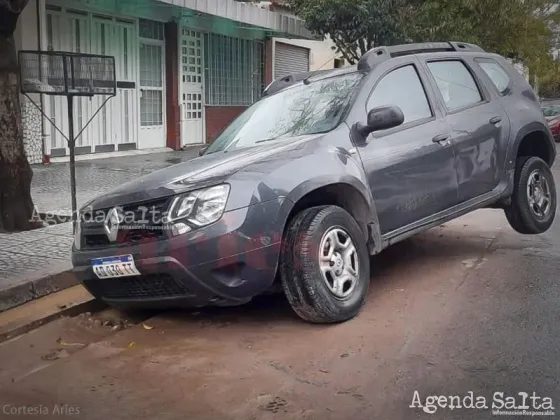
(83, 134, 321, 210)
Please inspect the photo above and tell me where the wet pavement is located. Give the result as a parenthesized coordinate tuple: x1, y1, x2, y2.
(31, 148, 202, 216)
(0, 148, 203, 310)
(1, 165, 559, 420)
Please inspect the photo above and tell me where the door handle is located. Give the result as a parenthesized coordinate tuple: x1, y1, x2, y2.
(490, 116, 502, 125)
(432, 134, 450, 145)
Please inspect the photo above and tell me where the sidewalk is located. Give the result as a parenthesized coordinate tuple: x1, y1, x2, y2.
(32, 147, 202, 216)
(0, 147, 203, 312)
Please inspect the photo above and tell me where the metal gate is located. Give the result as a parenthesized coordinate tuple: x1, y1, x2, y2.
(46, 6, 138, 156)
(91, 16, 138, 152)
(180, 28, 205, 145)
(138, 19, 166, 150)
(274, 42, 310, 79)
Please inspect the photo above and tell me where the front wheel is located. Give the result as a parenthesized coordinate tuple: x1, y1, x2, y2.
(505, 156, 557, 234)
(280, 205, 370, 323)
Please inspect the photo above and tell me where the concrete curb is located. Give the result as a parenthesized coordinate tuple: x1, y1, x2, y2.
(0, 261, 76, 313)
(0, 285, 106, 344)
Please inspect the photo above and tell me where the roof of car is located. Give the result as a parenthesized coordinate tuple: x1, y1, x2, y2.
(263, 41, 485, 97)
(262, 67, 358, 97)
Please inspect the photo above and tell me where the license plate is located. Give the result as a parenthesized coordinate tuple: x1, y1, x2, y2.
(91, 255, 140, 279)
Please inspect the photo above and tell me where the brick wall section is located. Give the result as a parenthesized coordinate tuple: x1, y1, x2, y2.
(165, 21, 180, 150)
(203, 39, 274, 144)
(205, 106, 247, 143)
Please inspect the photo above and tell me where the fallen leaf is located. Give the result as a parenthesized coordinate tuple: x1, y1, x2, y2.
(143, 324, 154, 330)
(128, 342, 136, 348)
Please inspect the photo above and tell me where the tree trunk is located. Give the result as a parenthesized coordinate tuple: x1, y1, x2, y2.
(0, 3, 36, 232)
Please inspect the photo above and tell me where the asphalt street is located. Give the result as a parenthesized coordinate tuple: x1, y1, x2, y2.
(1, 161, 559, 420)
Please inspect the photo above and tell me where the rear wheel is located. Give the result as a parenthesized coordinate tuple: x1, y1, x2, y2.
(505, 156, 556, 234)
(280, 205, 370, 323)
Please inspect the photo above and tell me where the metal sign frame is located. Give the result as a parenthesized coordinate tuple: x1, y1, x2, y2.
(18, 50, 117, 231)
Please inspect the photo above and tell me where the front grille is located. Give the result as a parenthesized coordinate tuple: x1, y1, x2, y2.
(85, 234, 110, 248)
(83, 273, 192, 300)
(120, 228, 165, 243)
(122, 199, 170, 221)
(81, 198, 171, 249)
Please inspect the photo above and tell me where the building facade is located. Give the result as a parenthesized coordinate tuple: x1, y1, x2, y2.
(14, 0, 312, 163)
(255, 0, 345, 80)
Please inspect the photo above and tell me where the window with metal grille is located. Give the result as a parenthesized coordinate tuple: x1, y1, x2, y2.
(139, 43, 163, 126)
(139, 19, 164, 40)
(204, 34, 265, 106)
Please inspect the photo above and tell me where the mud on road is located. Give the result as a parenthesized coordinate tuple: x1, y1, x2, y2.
(1, 207, 560, 420)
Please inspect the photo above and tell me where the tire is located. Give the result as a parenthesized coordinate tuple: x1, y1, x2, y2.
(280, 205, 370, 323)
(505, 156, 557, 234)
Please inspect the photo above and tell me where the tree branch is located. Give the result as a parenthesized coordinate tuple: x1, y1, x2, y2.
(358, 37, 367, 56)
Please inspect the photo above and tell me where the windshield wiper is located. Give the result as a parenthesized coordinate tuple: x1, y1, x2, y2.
(254, 138, 278, 144)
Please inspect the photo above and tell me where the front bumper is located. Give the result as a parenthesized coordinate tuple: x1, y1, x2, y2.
(72, 199, 286, 309)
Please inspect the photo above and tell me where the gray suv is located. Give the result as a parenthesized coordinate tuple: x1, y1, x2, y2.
(72, 42, 557, 323)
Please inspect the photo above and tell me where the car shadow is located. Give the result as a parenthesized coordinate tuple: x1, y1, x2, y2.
(154, 228, 492, 326)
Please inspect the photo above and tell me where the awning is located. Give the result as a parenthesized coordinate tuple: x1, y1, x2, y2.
(155, 0, 314, 39)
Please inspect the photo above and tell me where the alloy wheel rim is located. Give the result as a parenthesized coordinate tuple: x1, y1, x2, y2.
(319, 227, 359, 299)
(527, 169, 552, 218)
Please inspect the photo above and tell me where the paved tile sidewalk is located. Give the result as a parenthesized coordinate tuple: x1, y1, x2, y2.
(0, 223, 75, 311)
(32, 147, 202, 216)
(1, 147, 203, 311)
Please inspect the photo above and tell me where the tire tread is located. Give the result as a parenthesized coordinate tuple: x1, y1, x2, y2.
(280, 205, 369, 323)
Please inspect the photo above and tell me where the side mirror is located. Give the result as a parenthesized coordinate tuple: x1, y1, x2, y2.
(354, 105, 405, 139)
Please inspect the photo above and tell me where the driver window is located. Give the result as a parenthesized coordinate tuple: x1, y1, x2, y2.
(367, 65, 433, 124)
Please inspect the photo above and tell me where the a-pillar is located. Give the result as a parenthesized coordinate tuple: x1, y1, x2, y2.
(265, 37, 274, 85)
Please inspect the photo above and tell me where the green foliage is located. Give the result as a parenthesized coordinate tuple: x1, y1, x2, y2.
(411, 0, 558, 75)
(289, 0, 559, 82)
(288, 0, 415, 63)
(539, 60, 560, 98)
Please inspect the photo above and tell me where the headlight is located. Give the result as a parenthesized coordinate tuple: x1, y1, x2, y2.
(167, 184, 230, 235)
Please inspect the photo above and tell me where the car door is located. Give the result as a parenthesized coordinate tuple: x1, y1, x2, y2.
(422, 58, 511, 203)
(355, 58, 458, 236)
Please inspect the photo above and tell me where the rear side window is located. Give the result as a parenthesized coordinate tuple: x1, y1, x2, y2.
(477, 60, 511, 94)
(427, 61, 483, 111)
(367, 65, 432, 124)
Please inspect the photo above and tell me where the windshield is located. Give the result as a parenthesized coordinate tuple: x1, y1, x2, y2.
(542, 105, 560, 117)
(204, 72, 364, 154)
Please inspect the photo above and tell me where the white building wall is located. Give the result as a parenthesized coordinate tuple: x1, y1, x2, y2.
(273, 35, 340, 72)
(253, 2, 344, 74)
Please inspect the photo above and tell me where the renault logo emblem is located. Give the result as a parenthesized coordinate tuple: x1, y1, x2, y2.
(104, 207, 124, 242)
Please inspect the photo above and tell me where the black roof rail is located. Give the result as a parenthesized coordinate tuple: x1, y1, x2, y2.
(357, 41, 484, 71)
(262, 69, 336, 97)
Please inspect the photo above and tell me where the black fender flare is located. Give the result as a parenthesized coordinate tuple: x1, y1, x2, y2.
(507, 122, 556, 170)
(277, 175, 383, 254)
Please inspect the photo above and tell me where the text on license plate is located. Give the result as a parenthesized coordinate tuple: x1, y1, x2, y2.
(91, 255, 140, 279)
